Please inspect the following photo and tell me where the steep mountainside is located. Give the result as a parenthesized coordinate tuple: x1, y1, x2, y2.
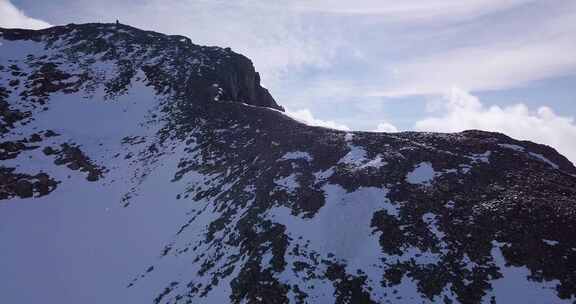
(1, 23, 576, 304)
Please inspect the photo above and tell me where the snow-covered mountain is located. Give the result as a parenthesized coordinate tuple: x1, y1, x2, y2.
(1, 23, 575, 304)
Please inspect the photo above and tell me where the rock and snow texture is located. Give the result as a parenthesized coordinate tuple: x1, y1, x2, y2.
(1, 23, 576, 304)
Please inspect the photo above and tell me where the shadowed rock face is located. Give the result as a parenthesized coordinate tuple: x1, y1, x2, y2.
(1, 23, 575, 304)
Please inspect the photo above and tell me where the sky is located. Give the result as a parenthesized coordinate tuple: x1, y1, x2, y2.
(1, 0, 575, 163)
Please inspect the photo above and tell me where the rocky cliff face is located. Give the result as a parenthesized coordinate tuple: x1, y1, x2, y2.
(1, 23, 575, 304)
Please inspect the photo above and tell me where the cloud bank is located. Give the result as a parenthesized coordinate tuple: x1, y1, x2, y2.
(414, 88, 576, 164)
(373, 122, 399, 133)
(0, 0, 51, 29)
(286, 109, 350, 131)
(287, 86, 576, 165)
(368, 37, 576, 97)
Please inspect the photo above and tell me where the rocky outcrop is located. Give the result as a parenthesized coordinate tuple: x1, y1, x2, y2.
(0, 23, 283, 111)
(0, 167, 58, 199)
(48, 143, 105, 181)
(218, 53, 281, 110)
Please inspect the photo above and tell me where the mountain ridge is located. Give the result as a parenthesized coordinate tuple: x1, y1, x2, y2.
(1, 23, 576, 304)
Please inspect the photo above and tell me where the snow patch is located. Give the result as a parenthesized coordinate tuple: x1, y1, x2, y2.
(490, 242, 568, 303)
(280, 151, 313, 162)
(275, 173, 299, 191)
(469, 151, 491, 163)
(359, 154, 387, 169)
(406, 162, 436, 184)
(339, 144, 367, 166)
(499, 144, 525, 152)
(529, 152, 559, 169)
(267, 185, 403, 301)
(542, 239, 559, 246)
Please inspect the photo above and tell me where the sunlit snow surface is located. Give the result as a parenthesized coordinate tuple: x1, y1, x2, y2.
(0, 35, 198, 303)
(406, 162, 436, 184)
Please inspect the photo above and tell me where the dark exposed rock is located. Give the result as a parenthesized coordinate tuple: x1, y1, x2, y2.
(0, 167, 58, 200)
(0, 141, 26, 160)
(42, 146, 55, 155)
(49, 143, 105, 181)
(325, 263, 376, 304)
(44, 130, 58, 137)
(14, 180, 33, 198)
(0, 87, 30, 134)
(29, 133, 42, 142)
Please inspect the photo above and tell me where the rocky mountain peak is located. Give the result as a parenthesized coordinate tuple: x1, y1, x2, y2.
(0, 22, 282, 115)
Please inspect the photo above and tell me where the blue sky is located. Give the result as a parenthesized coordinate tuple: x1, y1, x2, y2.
(2, 0, 575, 162)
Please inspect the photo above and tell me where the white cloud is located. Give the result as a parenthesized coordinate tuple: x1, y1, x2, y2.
(0, 0, 51, 29)
(373, 121, 399, 133)
(414, 87, 576, 164)
(285, 109, 350, 130)
(286, 0, 533, 20)
(357, 1, 576, 97)
(368, 37, 576, 97)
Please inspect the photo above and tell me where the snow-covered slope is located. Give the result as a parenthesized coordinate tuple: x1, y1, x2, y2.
(1, 23, 576, 304)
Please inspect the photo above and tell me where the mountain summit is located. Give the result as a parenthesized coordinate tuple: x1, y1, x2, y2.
(1, 23, 575, 304)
